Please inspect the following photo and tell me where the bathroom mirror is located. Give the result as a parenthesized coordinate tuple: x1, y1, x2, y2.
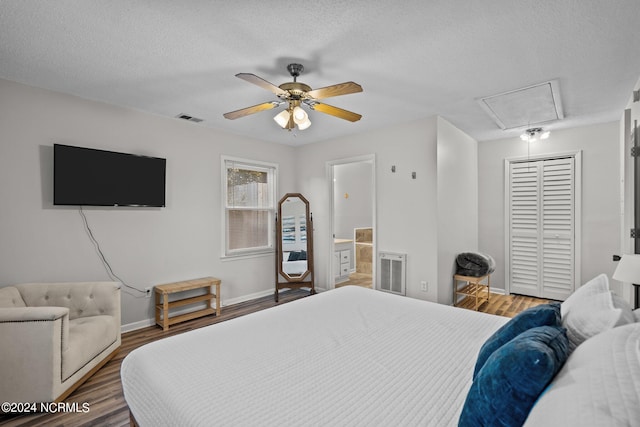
(275, 193, 315, 301)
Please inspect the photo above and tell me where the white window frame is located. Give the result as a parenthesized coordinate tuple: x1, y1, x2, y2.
(221, 155, 278, 259)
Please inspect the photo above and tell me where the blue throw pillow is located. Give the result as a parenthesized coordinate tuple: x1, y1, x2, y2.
(459, 325, 569, 427)
(473, 302, 561, 379)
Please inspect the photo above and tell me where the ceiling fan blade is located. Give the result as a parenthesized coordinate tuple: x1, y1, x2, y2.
(311, 102, 362, 122)
(223, 102, 279, 120)
(236, 73, 287, 96)
(306, 82, 363, 100)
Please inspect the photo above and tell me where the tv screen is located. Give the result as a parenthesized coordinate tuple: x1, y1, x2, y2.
(54, 144, 166, 207)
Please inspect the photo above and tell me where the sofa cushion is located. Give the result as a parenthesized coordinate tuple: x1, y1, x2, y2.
(15, 282, 120, 319)
(0, 286, 26, 307)
(63, 315, 118, 380)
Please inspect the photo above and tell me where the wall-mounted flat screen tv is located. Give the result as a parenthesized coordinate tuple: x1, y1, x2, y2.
(54, 144, 166, 207)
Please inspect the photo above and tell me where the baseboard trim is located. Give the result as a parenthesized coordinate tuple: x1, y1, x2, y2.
(121, 288, 279, 333)
(121, 318, 155, 333)
(223, 288, 274, 306)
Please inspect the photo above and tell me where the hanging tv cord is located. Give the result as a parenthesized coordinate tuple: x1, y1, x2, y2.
(79, 206, 147, 297)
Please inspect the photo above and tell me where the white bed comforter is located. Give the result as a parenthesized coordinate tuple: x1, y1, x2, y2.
(282, 259, 307, 275)
(121, 286, 507, 426)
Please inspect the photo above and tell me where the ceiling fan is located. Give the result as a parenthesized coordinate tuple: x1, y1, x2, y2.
(223, 63, 363, 131)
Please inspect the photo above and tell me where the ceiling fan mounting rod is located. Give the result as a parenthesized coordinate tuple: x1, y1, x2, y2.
(287, 63, 304, 82)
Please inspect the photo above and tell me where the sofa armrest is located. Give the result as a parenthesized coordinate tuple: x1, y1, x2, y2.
(0, 306, 68, 322)
(0, 308, 69, 402)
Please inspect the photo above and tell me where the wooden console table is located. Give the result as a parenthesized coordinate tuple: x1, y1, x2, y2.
(453, 274, 490, 311)
(155, 277, 221, 331)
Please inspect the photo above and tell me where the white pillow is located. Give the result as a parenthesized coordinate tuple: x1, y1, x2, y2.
(611, 292, 636, 325)
(524, 323, 640, 426)
(560, 275, 635, 350)
(560, 273, 609, 318)
(561, 291, 625, 351)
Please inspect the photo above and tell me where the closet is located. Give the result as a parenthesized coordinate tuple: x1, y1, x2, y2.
(507, 154, 580, 300)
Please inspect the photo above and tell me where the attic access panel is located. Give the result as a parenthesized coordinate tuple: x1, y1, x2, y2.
(478, 80, 564, 130)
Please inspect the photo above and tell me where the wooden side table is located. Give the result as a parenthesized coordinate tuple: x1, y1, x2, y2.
(154, 277, 221, 331)
(453, 274, 490, 311)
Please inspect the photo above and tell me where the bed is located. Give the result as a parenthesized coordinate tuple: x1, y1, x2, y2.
(282, 251, 308, 276)
(121, 281, 640, 426)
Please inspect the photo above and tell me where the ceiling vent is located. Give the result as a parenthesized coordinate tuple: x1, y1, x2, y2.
(478, 80, 564, 130)
(175, 113, 203, 123)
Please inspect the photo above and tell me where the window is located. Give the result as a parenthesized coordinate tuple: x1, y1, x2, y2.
(222, 156, 277, 257)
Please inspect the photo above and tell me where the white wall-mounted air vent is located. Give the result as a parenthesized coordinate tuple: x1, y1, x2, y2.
(175, 113, 203, 123)
(378, 252, 406, 295)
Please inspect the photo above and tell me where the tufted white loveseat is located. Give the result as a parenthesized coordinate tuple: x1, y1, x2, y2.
(0, 282, 121, 403)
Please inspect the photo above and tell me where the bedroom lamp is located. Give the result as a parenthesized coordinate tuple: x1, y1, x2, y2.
(612, 254, 640, 285)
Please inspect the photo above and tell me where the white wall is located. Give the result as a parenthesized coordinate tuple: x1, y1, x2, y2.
(437, 117, 479, 304)
(7, 72, 618, 330)
(478, 121, 621, 294)
(0, 79, 297, 327)
(294, 117, 441, 300)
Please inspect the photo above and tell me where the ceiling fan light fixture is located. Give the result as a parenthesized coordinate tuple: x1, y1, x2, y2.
(274, 110, 290, 128)
(520, 127, 550, 142)
(292, 106, 308, 123)
(297, 117, 311, 130)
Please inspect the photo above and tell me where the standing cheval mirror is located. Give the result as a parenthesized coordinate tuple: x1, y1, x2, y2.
(275, 193, 315, 302)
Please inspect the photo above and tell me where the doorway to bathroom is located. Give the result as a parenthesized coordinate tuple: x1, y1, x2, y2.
(328, 155, 376, 289)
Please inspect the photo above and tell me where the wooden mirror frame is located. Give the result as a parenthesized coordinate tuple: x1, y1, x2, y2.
(275, 193, 315, 302)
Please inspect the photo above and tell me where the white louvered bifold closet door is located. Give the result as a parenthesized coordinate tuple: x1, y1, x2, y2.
(509, 157, 575, 300)
(541, 158, 575, 299)
(509, 162, 541, 297)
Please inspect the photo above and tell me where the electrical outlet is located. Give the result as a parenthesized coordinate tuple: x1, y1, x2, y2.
(420, 281, 428, 292)
(145, 287, 152, 298)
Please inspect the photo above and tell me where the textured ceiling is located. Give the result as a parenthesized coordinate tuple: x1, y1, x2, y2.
(1, 1, 640, 145)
